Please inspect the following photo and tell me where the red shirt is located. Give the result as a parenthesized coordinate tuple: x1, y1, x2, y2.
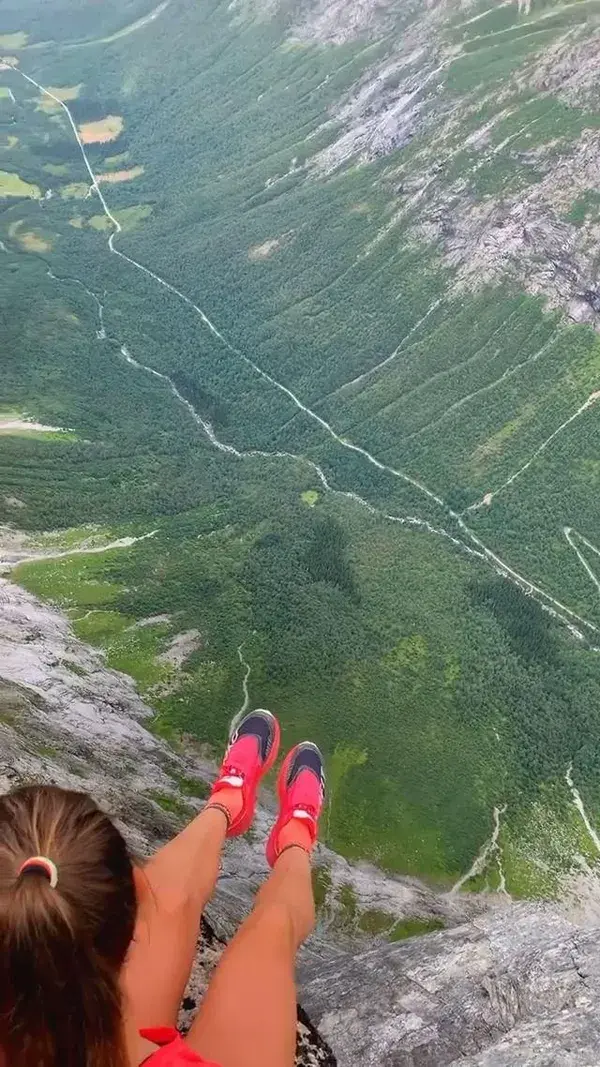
(140, 1028, 221, 1066)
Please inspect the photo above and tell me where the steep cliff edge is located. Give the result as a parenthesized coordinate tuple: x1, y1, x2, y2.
(0, 574, 481, 1057)
(302, 907, 600, 1065)
(2, 573, 600, 1065)
(286, 0, 600, 327)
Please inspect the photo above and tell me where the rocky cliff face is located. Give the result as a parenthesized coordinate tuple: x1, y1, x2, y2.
(3, 573, 600, 1065)
(302, 907, 600, 1066)
(282, 0, 600, 328)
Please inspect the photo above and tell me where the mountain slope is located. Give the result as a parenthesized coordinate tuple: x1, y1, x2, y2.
(3, 0, 600, 895)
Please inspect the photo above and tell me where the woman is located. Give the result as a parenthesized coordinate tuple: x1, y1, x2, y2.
(0, 709, 325, 1067)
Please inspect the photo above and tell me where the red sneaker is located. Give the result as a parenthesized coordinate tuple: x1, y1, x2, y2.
(266, 742, 325, 867)
(208, 709, 280, 837)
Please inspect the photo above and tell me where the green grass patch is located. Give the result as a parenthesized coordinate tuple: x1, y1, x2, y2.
(104, 151, 130, 167)
(329, 743, 368, 798)
(301, 490, 319, 507)
(566, 190, 600, 227)
(146, 790, 193, 819)
(89, 205, 153, 232)
(60, 182, 90, 199)
(390, 917, 446, 941)
(36, 744, 59, 758)
(88, 214, 113, 231)
(34, 525, 115, 550)
(455, 869, 490, 894)
(502, 785, 600, 898)
(75, 613, 171, 691)
(0, 170, 41, 199)
(171, 774, 209, 800)
(15, 558, 125, 608)
(334, 883, 359, 931)
(0, 31, 28, 48)
(470, 404, 536, 475)
(116, 204, 154, 231)
(72, 610, 130, 640)
(43, 163, 70, 176)
(312, 865, 332, 913)
(358, 908, 396, 936)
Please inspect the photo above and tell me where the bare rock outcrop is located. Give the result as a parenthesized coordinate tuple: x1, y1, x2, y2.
(302, 907, 600, 1066)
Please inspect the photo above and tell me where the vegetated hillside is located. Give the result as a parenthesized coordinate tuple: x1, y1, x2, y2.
(2, 567, 596, 1067)
(3, 0, 600, 896)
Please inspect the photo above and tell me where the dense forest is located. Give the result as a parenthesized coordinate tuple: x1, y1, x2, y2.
(3, 0, 600, 893)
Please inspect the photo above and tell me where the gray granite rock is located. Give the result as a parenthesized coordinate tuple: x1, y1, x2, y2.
(302, 909, 600, 1066)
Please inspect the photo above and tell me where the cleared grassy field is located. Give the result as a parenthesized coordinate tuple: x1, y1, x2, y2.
(0, 169, 40, 197)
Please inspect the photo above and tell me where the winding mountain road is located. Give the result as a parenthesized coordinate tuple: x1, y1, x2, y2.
(12, 66, 600, 651)
(468, 391, 600, 513)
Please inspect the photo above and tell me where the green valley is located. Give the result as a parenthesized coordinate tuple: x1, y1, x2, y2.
(4, 0, 600, 895)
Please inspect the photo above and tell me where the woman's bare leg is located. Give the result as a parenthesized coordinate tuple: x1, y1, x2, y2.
(187, 846, 315, 1067)
(124, 707, 281, 1030)
(124, 805, 230, 1027)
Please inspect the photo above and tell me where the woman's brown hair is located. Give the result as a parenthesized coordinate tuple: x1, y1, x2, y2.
(0, 784, 137, 1067)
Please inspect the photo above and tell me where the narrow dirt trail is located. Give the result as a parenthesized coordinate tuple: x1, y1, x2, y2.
(404, 330, 562, 444)
(450, 804, 508, 895)
(566, 763, 600, 855)
(564, 527, 600, 598)
(467, 390, 600, 512)
(325, 299, 443, 400)
(0, 530, 158, 571)
(228, 643, 252, 735)
(237, 643, 251, 717)
(15, 67, 600, 648)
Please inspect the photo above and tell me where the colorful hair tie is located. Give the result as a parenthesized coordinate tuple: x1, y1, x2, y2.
(18, 856, 58, 888)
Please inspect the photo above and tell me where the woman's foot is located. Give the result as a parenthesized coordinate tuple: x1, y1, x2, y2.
(266, 742, 325, 867)
(207, 710, 280, 837)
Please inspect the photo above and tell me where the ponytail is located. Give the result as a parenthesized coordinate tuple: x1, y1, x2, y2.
(0, 786, 137, 1067)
